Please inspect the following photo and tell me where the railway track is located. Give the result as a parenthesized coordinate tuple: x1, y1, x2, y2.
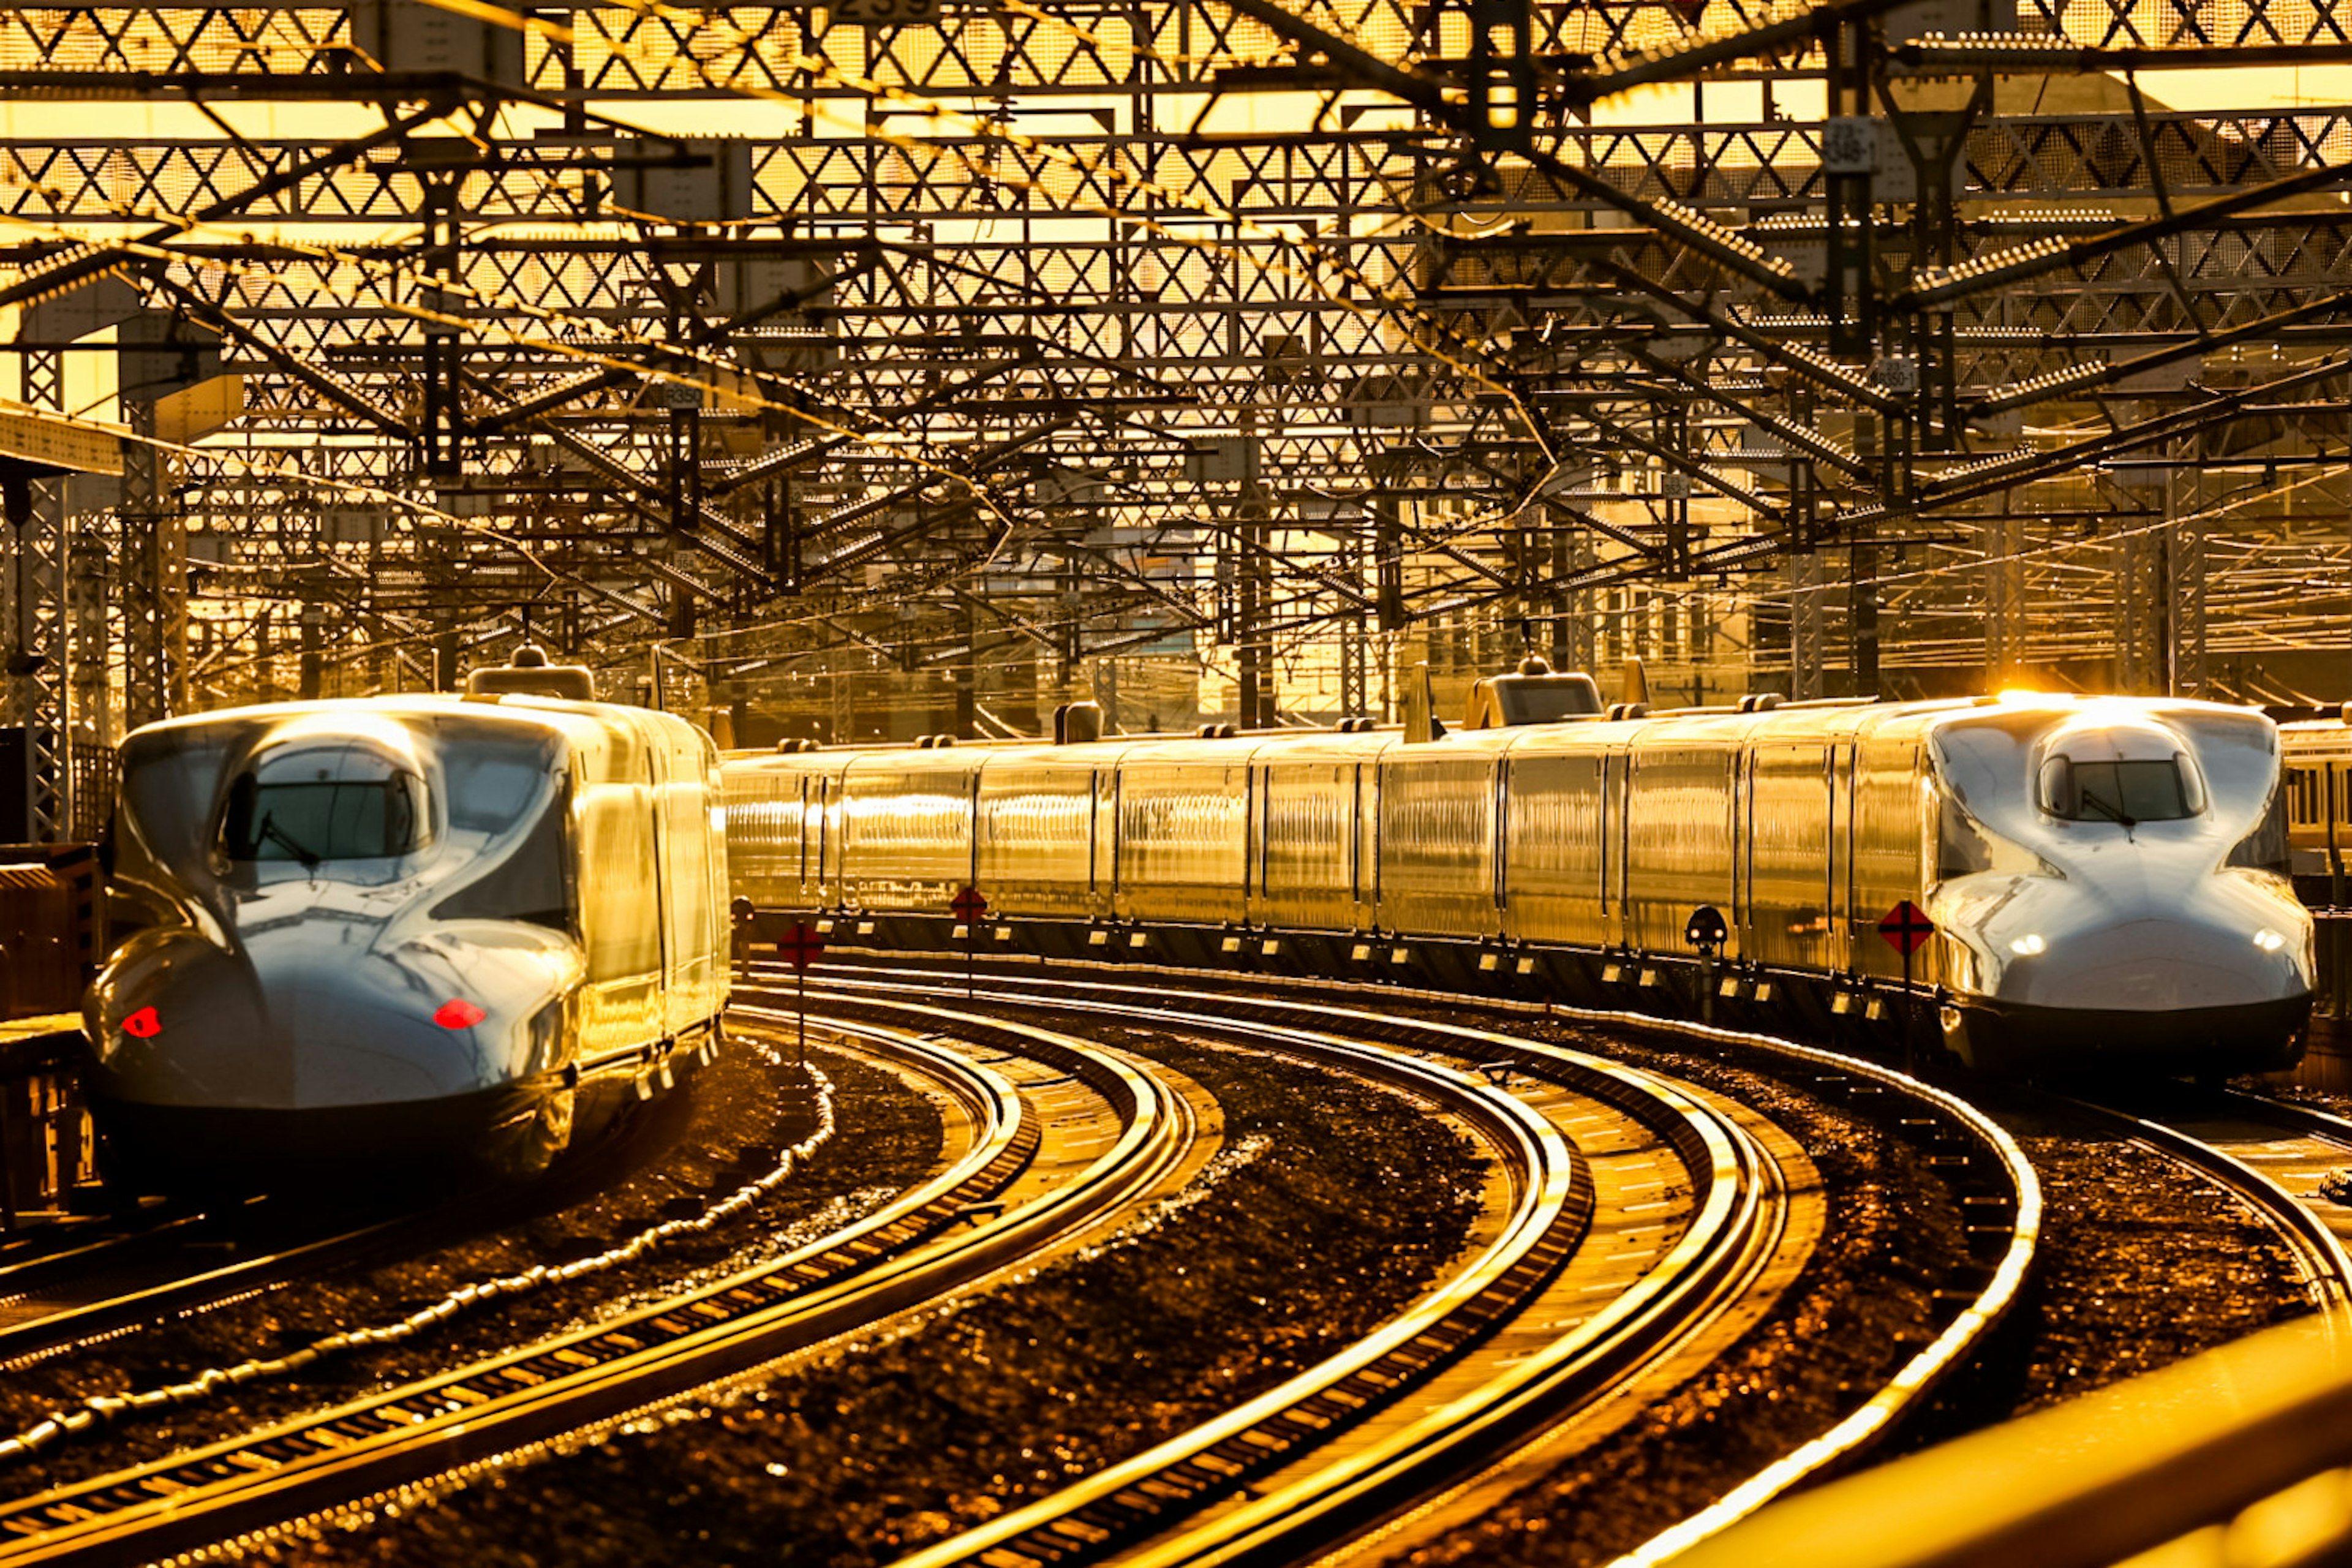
(756, 962, 2041, 1568)
(0, 1008, 1197, 1566)
(0, 1200, 442, 1371)
(2059, 1085, 2352, 1314)
(0, 1046, 773, 1371)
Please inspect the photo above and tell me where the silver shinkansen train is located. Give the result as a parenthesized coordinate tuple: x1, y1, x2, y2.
(86, 660, 728, 1187)
(723, 685, 2313, 1075)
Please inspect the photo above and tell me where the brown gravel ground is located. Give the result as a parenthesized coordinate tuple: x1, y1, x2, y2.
(247, 1034, 1488, 1568)
(0, 1033, 940, 1495)
(1890, 1079, 2317, 1434)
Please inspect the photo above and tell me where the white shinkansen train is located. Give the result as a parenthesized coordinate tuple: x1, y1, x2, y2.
(724, 687, 2313, 1076)
(86, 659, 728, 1188)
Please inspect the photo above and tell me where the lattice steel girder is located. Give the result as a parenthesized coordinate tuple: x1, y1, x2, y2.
(9, 108, 2352, 230)
(9, 1, 2351, 103)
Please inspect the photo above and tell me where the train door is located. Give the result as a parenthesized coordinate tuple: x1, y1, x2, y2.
(796, 775, 812, 906)
(970, 769, 985, 893)
(1602, 746, 1630, 949)
(1733, 745, 1753, 959)
(1242, 763, 1259, 908)
(648, 733, 673, 1003)
(815, 774, 833, 908)
(1354, 766, 1373, 926)
(1491, 759, 1509, 917)
(1087, 767, 1109, 916)
(1828, 741, 1855, 972)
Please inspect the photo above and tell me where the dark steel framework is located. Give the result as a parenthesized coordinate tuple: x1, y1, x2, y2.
(3, 0, 2352, 827)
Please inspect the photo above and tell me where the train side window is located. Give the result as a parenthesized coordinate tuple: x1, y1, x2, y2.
(440, 750, 551, 834)
(2229, 785, 2291, 876)
(431, 781, 573, 931)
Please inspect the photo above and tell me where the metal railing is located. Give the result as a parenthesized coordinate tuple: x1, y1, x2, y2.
(1672, 1313, 2352, 1568)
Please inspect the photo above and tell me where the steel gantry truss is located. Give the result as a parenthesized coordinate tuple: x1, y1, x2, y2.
(1, 0, 2350, 801)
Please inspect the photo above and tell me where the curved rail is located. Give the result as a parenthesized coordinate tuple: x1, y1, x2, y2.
(762, 959, 2041, 1568)
(768, 974, 1787, 1568)
(0, 1009, 1186, 1566)
(0, 1207, 434, 1371)
(2057, 1086, 2352, 1316)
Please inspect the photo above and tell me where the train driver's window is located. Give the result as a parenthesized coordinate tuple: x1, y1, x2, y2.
(2037, 753, 2204, 824)
(222, 764, 430, 865)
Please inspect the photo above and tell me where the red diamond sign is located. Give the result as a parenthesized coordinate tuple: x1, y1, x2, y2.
(1879, 900, 1936, 957)
(951, 886, 989, 922)
(778, 922, 826, 972)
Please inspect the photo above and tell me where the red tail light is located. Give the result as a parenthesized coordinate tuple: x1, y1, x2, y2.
(122, 1006, 160, 1039)
(434, 1000, 486, 1030)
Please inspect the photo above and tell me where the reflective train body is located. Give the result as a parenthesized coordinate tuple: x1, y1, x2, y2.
(725, 693, 2312, 1075)
(86, 694, 728, 1185)
(2282, 706, 2352, 900)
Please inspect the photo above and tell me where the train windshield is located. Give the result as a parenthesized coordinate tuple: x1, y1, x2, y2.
(222, 772, 428, 864)
(2040, 756, 2203, 824)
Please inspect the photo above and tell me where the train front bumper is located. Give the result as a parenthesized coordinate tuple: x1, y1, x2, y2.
(86, 1077, 565, 1190)
(1936, 867, 2315, 1076)
(1943, 992, 2312, 1076)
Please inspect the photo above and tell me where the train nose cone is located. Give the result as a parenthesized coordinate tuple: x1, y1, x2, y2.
(2015, 916, 2298, 1012)
(91, 930, 528, 1113)
(244, 935, 519, 1107)
(1985, 856, 2313, 1016)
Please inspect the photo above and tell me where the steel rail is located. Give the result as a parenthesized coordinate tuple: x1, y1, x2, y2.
(800, 971, 1778, 1568)
(0, 1208, 213, 1306)
(0, 1208, 433, 1370)
(2057, 1088, 2352, 1316)
(0, 1010, 1175, 1566)
(0, 1055, 780, 1368)
(748, 951, 2040, 1565)
(870, 1001, 1615, 1568)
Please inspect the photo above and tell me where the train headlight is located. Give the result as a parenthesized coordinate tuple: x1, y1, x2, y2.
(2253, 929, 2288, 953)
(122, 1006, 161, 1039)
(433, 998, 487, 1030)
(2008, 935, 2046, 957)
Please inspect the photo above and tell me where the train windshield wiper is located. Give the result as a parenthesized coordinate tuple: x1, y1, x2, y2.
(2077, 790, 2137, 837)
(257, 812, 322, 870)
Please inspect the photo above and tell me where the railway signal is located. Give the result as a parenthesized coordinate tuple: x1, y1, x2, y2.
(1684, 905, 1727, 957)
(1880, 900, 1935, 1076)
(1686, 905, 1727, 1025)
(781, 922, 824, 1069)
(952, 886, 987, 997)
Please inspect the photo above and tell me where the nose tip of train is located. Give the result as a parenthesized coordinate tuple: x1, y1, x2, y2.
(87, 939, 518, 1112)
(1954, 887, 2314, 1075)
(2019, 915, 2310, 1013)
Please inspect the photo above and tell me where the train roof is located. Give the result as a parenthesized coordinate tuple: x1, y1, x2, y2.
(724, 691, 2280, 773)
(123, 694, 714, 754)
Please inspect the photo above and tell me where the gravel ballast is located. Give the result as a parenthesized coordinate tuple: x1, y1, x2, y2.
(0, 1031, 940, 1494)
(247, 1033, 1488, 1567)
